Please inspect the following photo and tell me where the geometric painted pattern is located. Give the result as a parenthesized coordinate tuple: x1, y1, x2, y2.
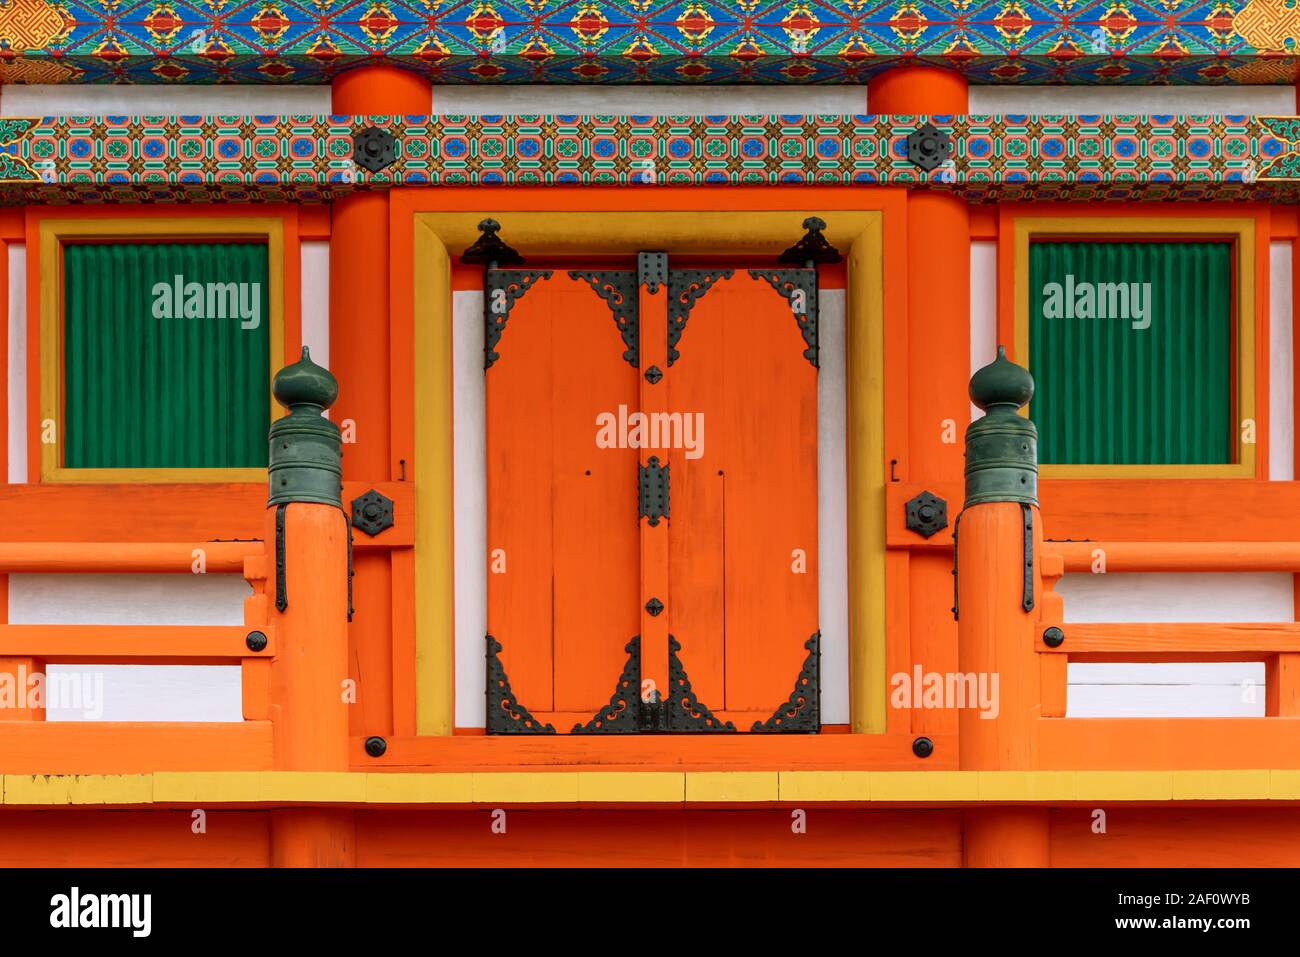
(0, 114, 1294, 204)
(0, 0, 1297, 85)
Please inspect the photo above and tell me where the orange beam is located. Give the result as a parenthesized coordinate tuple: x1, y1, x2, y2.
(1038, 717, 1300, 769)
(0, 541, 261, 573)
(1050, 540, 1300, 573)
(354, 731, 956, 772)
(0, 481, 411, 545)
(0, 721, 274, 774)
(1041, 621, 1300, 654)
(0, 624, 273, 660)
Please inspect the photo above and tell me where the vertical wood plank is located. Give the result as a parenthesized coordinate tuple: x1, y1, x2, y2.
(668, 270, 818, 716)
(486, 271, 557, 712)
(552, 274, 640, 713)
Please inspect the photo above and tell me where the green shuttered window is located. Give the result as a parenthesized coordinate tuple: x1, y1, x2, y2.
(63, 242, 270, 469)
(1029, 241, 1233, 466)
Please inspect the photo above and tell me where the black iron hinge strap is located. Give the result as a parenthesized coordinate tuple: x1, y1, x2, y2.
(275, 503, 288, 612)
(568, 269, 639, 368)
(1021, 502, 1034, 613)
(639, 456, 670, 526)
(951, 510, 961, 622)
(484, 268, 552, 369)
(667, 269, 733, 367)
(748, 268, 819, 369)
(345, 511, 354, 623)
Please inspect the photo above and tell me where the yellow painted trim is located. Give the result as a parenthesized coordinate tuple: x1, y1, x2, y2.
(685, 771, 780, 802)
(1013, 216, 1257, 479)
(6, 770, 1299, 807)
(470, 771, 580, 804)
(38, 217, 286, 484)
(364, 772, 474, 804)
(410, 210, 886, 735)
(4, 773, 153, 805)
(778, 770, 873, 802)
(412, 217, 455, 737)
(577, 771, 684, 803)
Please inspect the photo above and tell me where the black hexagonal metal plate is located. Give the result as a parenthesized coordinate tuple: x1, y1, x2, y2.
(904, 490, 948, 538)
(351, 488, 394, 537)
(905, 123, 954, 173)
(353, 126, 397, 173)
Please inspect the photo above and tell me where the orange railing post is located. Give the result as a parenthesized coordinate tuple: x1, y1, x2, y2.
(264, 347, 354, 866)
(957, 348, 1050, 866)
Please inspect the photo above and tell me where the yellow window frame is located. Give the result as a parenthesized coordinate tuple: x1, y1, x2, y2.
(38, 216, 285, 483)
(1013, 215, 1256, 479)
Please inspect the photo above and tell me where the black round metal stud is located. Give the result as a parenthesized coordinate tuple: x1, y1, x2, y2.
(1042, 626, 1065, 648)
(912, 736, 934, 759)
(245, 630, 268, 652)
(364, 736, 388, 758)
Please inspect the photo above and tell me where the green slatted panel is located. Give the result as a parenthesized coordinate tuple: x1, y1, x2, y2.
(63, 242, 270, 469)
(1029, 241, 1232, 465)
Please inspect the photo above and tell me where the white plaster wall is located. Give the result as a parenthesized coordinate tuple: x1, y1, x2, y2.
(2, 84, 867, 118)
(452, 288, 851, 728)
(43, 664, 242, 722)
(0, 85, 331, 117)
(969, 86, 1296, 116)
(8, 574, 249, 722)
(817, 290, 850, 724)
(453, 290, 488, 729)
(1058, 573, 1293, 717)
(7, 243, 24, 484)
(432, 85, 867, 116)
(1067, 662, 1266, 718)
(5, 82, 1291, 121)
(8, 573, 250, 625)
(1057, 572, 1295, 624)
(969, 241, 997, 421)
(1271, 240, 1294, 481)
(301, 239, 330, 372)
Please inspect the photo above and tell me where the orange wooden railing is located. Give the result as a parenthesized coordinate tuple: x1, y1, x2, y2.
(1031, 541, 1300, 769)
(0, 539, 278, 773)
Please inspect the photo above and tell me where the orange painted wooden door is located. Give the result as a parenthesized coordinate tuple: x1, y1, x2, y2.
(485, 268, 641, 733)
(484, 259, 819, 734)
(663, 267, 820, 732)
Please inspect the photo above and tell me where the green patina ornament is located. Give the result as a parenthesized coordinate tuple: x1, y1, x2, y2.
(267, 346, 343, 507)
(964, 345, 1038, 507)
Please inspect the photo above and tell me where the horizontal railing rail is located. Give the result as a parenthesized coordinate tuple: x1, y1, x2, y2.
(0, 541, 262, 574)
(0, 540, 274, 756)
(1035, 541, 1300, 767)
(1048, 541, 1300, 574)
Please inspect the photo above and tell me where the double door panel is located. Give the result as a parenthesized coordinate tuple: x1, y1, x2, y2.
(485, 258, 819, 733)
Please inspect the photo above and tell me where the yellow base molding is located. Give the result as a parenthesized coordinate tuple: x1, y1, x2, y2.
(3, 769, 1300, 807)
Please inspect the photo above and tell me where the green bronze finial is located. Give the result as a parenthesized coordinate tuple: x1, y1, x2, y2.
(267, 346, 343, 507)
(964, 346, 1038, 507)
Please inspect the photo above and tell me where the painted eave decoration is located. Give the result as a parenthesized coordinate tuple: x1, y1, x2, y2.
(3, 113, 1300, 202)
(2, 0, 1300, 85)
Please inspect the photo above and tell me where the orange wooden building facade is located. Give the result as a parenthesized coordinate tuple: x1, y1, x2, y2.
(5, 66, 1300, 868)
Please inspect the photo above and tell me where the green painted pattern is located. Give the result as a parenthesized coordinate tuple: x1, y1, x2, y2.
(1029, 241, 1232, 466)
(63, 242, 270, 469)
